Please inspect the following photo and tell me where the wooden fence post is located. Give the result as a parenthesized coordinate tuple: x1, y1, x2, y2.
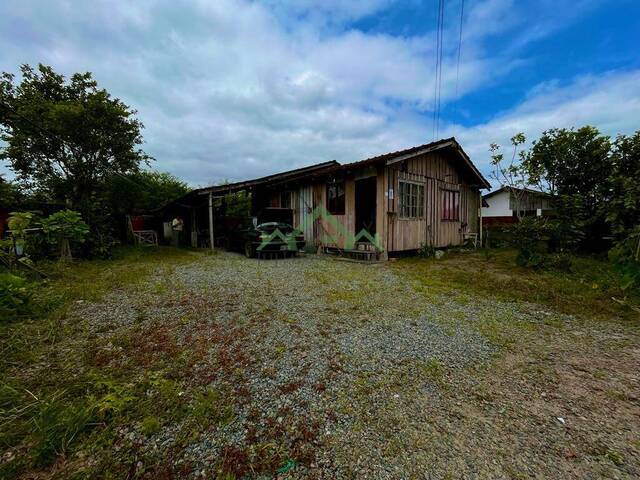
(208, 192, 215, 251)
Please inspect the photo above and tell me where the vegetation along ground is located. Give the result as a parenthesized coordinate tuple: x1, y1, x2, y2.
(1, 247, 639, 479)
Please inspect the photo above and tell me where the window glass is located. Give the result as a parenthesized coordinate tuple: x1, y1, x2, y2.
(399, 181, 424, 219)
(327, 181, 345, 215)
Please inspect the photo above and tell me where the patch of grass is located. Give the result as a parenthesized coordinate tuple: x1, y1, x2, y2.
(605, 448, 625, 466)
(191, 387, 236, 429)
(140, 416, 161, 436)
(418, 358, 447, 387)
(0, 247, 200, 478)
(393, 248, 640, 322)
(474, 311, 538, 349)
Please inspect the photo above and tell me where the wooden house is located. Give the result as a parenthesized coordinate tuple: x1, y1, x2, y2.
(165, 137, 490, 258)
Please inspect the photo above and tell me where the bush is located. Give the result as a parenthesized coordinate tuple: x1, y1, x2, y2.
(41, 210, 90, 260)
(608, 228, 640, 292)
(417, 243, 436, 258)
(545, 253, 573, 272)
(502, 218, 576, 271)
(0, 273, 34, 320)
(505, 217, 549, 269)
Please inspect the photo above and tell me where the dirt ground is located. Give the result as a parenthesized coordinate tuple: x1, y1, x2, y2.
(2, 249, 639, 479)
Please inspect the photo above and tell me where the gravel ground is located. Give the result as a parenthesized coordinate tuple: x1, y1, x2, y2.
(67, 251, 639, 479)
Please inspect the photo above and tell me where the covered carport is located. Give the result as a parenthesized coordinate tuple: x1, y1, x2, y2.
(158, 160, 339, 250)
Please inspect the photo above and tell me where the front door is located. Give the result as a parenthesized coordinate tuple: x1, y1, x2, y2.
(355, 176, 377, 241)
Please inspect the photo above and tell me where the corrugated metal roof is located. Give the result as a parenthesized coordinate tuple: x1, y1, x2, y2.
(195, 137, 490, 194)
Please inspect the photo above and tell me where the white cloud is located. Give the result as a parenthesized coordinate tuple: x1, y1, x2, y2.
(449, 69, 640, 184)
(0, 0, 630, 189)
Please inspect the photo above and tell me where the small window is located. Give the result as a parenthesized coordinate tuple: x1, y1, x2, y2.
(441, 190, 460, 221)
(280, 191, 292, 209)
(399, 181, 424, 218)
(327, 181, 345, 215)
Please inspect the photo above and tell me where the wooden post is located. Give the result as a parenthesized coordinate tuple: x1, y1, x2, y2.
(208, 191, 215, 251)
(191, 208, 197, 248)
(479, 190, 483, 248)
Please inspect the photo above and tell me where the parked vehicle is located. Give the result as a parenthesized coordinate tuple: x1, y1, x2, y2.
(224, 208, 305, 258)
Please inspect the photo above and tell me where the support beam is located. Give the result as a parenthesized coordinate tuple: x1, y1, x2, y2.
(479, 190, 483, 248)
(208, 192, 215, 251)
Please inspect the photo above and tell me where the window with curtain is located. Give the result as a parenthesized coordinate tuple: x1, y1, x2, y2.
(399, 181, 424, 218)
(441, 189, 460, 221)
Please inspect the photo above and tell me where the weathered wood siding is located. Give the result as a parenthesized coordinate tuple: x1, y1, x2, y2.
(383, 151, 480, 251)
(313, 177, 356, 248)
(262, 150, 481, 254)
(296, 185, 315, 246)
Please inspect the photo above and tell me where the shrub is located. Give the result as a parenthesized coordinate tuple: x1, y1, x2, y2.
(41, 210, 90, 260)
(545, 253, 573, 272)
(0, 273, 34, 320)
(417, 243, 436, 258)
(505, 217, 550, 269)
(608, 228, 640, 292)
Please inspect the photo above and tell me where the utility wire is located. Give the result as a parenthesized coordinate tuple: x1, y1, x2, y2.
(453, 0, 465, 136)
(436, 0, 445, 139)
(432, 0, 446, 140)
(432, 0, 442, 140)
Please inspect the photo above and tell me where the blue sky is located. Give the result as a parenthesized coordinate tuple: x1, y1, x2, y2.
(1, 0, 639, 187)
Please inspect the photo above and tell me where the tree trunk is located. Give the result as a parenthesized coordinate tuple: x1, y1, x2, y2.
(59, 238, 72, 261)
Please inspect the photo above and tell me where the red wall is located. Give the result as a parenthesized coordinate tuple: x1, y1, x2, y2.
(482, 216, 517, 226)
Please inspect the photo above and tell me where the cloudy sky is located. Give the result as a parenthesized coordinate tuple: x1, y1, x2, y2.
(1, 0, 639, 187)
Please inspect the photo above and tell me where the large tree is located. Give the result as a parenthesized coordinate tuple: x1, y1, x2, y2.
(523, 126, 612, 248)
(0, 174, 22, 209)
(606, 131, 640, 237)
(0, 64, 151, 215)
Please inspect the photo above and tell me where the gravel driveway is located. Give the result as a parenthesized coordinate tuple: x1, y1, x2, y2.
(72, 251, 630, 479)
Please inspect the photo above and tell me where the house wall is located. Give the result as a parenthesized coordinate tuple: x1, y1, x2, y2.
(383, 151, 480, 251)
(482, 190, 555, 225)
(260, 151, 482, 253)
(313, 177, 356, 249)
(483, 190, 512, 217)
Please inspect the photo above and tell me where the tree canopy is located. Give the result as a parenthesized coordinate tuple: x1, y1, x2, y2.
(0, 64, 151, 213)
(106, 170, 190, 215)
(522, 126, 616, 247)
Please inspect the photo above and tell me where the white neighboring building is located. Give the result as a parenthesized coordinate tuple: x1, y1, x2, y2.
(482, 186, 554, 225)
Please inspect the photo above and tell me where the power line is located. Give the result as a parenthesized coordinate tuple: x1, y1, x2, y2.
(436, 0, 445, 139)
(453, 0, 465, 136)
(432, 0, 441, 140)
(432, 0, 445, 141)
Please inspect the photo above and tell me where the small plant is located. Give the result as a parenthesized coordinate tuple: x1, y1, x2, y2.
(0, 273, 34, 320)
(41, 210, 89, 261)
(140, 416, 161, 436)
(417, 243, 436, 258)
(7, 212, 34, 255)
(31, 398, 96, 466)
